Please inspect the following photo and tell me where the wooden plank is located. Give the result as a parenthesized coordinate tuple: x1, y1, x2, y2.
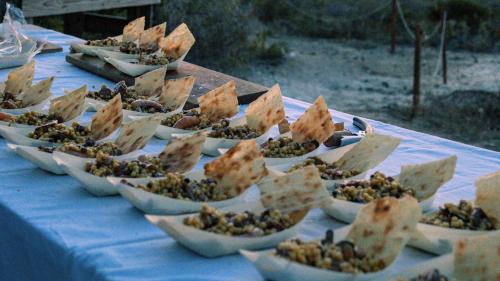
(22, 0, 161, 18)
(65, 53, 268, 108)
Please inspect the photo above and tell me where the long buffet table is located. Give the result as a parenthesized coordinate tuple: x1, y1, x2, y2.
(0, 26, 499, 281)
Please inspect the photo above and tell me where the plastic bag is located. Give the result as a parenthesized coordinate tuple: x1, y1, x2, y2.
(0, 3, 41, 68)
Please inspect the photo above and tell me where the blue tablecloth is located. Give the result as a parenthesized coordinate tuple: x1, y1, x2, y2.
(0, 26, 499, 281)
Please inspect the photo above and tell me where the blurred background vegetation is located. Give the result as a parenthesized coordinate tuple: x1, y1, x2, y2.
(21, 0, 499, 71)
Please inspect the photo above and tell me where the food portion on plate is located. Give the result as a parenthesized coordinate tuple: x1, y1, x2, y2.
(284, 133, 400, 182)
(323, 155, 457, 223)
(44, 103, 163, 158)
(88, 68, 193, 116)
(242, 196, 421, 281)
(201, 84, 285, 155)
(145, 165, 330, 257)
(0, 84, 87, 127)
(85, 132, 206, 177)
(420, 171, 498, 231)
(155, 81, 239, 139)
(409, 171, 499, 255)
(104, 23, 196, 76)
(113, 139, 268, 213)
(259, 95, 335, 165)
(72, 17, 145, 56)
(28, 94, 123, 146)
(392, 231, 499, 281)
(0, 61, 54, 114)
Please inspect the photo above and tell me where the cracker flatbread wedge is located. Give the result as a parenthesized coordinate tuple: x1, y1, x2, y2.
(139, 22, 166, 50)
(198, 81, 239, 122)
(20, 76, 54, 107)
(48, 84, 87, 121)
(453, 231, 500, 281)
(258, 165, 329, 214)
(204, 139, 267, 197)
(245, 84, 285, 134)
(346, 196, 421, 269)
(122, 17, 145, 43)
(158, 132, 206, 173)
(158, 76, 195, 109)
(5, 61, 35, 95)
(398, 155, 457, 201)
(334, 133, 400, 173)
(90, 94, 123, 140)
(290, 96, 335, 143)
(475, 171, 500, 229)
(114, 114, 162, 154)
(159, 23, 196, 59)
(134, 67, 166, 97)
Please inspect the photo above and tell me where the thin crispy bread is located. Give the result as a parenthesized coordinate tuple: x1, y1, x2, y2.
(198, 81, 239, 122)
(159, 23, 195, 60)
(475, 171, 500, 229)
(158, 76, 194, 109)
(258, 165, 329, 214)
(90, 94, 123, 140)
(114, 114, 162, 154)
(334, 133, 400, 173)
(290, 96, 335, 143)
(453, 231, 500, 281)
(134, 67, 166, 97)
(398, 155, 457, 201)
(139, 22, 166, 50)
(346, 196, 421, 269)
(20, 77, 54, 107)
(48, 85, 87, 121)
(158, 132, 206, 173)
(5, 61, 35, 95)
(204, 140, 267, 198)
(122, 17, 145, 42)
(245, 84, 285, 134)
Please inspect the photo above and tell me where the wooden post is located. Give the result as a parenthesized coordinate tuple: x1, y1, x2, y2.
(442, 12, 448, 84)
(390, 0, 397, 53)
(411, 24, 422, 119)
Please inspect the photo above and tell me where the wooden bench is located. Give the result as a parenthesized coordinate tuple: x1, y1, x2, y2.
(13, 0, 161, 37)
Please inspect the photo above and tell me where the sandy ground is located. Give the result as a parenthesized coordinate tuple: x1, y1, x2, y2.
(231, 36, 500, 151)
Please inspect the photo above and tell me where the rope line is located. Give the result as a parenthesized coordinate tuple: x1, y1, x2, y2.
(278, 0, 391, 25)
(395, 0, 443, 42)
(433, 11, 447, 77)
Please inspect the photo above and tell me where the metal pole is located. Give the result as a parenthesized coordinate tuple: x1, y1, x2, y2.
(390, 0, 397, 53)
(411, 24, 421, 119)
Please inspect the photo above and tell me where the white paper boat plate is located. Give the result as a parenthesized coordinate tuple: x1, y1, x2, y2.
(150, 109, 211, 140)
(190, 117, 272, 156)
(108, 169, 249, 215)
(321, 177, 437, 224)
(96, 103, 183, 122)
(94, 49, 138, 60)
(145, 201, 305, 257)
(266, 143, 356, 180)
(70, 42, 118, 57)
(216, 131, 328, 164)
(104, 51, 187, 77)
(408, 223, 494, 255)
(0, 97, 50, 115)
(0, 38, 37, 69)
(0, 124, 59, 147)
(240, 226, 393, 281)
(52, 150, 144, 196)
(0, 104, 89, 129)
(7, 143, 65, 174)
(388, 253, 453, 281)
